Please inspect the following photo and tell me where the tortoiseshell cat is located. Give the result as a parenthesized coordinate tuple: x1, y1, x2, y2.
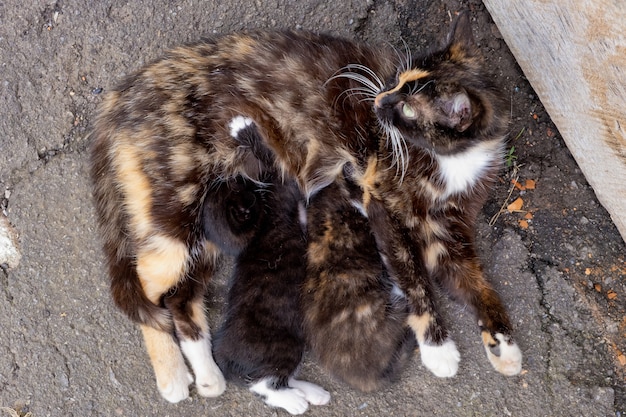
(90, 12, 521, 402)
(208, 123, 331, 415)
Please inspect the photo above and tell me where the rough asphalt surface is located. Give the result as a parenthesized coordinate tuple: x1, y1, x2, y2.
(1, 0, 624, 416)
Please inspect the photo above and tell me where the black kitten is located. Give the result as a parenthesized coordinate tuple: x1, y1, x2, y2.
(210, 123, 330, 415)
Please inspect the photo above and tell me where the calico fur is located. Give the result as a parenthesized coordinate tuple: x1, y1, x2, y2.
(90, 12, 522, 401)
(304, 175, 417, 392)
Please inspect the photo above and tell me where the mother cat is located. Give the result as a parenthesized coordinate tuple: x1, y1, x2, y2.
(90, 12, 522, 402)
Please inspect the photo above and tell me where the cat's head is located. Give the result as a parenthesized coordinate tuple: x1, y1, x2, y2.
(373, 12, 508, 157)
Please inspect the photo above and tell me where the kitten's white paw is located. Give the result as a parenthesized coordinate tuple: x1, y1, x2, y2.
(420, 338, 460, 378)
(484, 332, 523, 376)
(288, 378, 331, 406)
(249, 379, 309, 415)
(157, 366, 193, 403)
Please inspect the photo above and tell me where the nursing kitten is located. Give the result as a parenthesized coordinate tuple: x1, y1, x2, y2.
(227, 120, 416, 394)
(90, 11, 521, 402)
(209, 123, 330, 415)
(304, 174, 417, 392)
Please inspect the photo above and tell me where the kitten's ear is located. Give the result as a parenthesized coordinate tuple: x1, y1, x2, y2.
(446, 11, 478, 56)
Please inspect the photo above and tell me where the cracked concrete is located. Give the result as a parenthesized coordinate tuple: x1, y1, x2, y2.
(1, 0, 624, 416)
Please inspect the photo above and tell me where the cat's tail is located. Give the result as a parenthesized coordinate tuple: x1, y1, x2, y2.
(108, 253, 173, 333)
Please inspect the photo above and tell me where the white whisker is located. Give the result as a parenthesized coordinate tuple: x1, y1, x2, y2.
(342, 63, 385, 90)
(378, 121, 409, 182)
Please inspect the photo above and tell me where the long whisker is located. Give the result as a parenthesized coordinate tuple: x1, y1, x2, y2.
(329, 71, 382, 95)
(343, 63, 385, 91)
(401, 38, 413, 73)
(378, 121, 409, 182)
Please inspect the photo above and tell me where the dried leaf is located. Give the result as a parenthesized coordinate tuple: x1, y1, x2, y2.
(618, 354, 626, 367)
(519, 220, 529, 229)
(525, 179, 536, 190)
(524, 212, 534, 220)
(512, 179, 525, 190)
(507, 197, 524, 213)
(608, 290, 618, 300)
(585, 268, 592, 276)
(594, 283, 602, 292)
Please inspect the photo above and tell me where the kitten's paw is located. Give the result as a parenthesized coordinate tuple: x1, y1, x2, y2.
(420, 338, 460, 378)
(288, 378, 331, 406)
(157, 367, 193, 403)
(483, 332, 522, 376)
(249, 379, 309, 415)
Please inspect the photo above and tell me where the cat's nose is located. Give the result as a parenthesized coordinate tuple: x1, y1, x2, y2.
(374, 91, 394, 109)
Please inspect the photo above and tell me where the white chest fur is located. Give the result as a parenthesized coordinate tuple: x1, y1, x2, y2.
(435, 140, 503, 200)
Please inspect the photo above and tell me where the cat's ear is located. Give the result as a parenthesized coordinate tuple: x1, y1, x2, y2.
(437, 91, 475, 132)
(446, 11, 478, 57)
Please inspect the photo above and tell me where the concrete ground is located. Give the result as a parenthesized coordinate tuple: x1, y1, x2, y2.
(0, 0, 624, 416)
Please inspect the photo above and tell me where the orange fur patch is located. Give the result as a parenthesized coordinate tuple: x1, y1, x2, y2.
(137, 235, 189, 303)
(114, 143, 153, 240)
(481, 330, 497, 347)
(374, 69, 430, 107)
(358, 155, 379, 209)
(423, 241, 448, 273)
(407, 313, 432, 344)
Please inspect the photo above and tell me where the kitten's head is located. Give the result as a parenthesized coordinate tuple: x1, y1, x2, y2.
(373, 12, 508, 157)
(202, 176, 263, 256)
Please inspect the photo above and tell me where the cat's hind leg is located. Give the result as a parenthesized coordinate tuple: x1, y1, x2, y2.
(134, 238, 196, 402)
(162, 253, 226, 398)
(177, 300, 226, 398)
(137, 240, 225, 401)
(140, 324, 193, 403)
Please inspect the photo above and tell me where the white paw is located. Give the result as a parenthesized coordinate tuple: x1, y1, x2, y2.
(195, 365, 226, 398)
(249, 379, 309, 415)
(157, 366, 193, 403)
(180, 338, 226, 397)
(485, 333, 523, 376)
(288, 378, 331, 406)
(420, 338, 460, 378)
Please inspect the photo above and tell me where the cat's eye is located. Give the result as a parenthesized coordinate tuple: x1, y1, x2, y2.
(402, 103, 416, 118)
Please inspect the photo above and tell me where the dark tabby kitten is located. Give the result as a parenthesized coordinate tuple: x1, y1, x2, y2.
(90, 12, 521, 402)
(209, 123, 330, 415)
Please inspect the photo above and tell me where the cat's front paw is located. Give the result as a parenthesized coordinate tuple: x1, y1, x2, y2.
(482, 332, 522, 376)
(420, 338, 460, 378)
(157, 367, 194, 403)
